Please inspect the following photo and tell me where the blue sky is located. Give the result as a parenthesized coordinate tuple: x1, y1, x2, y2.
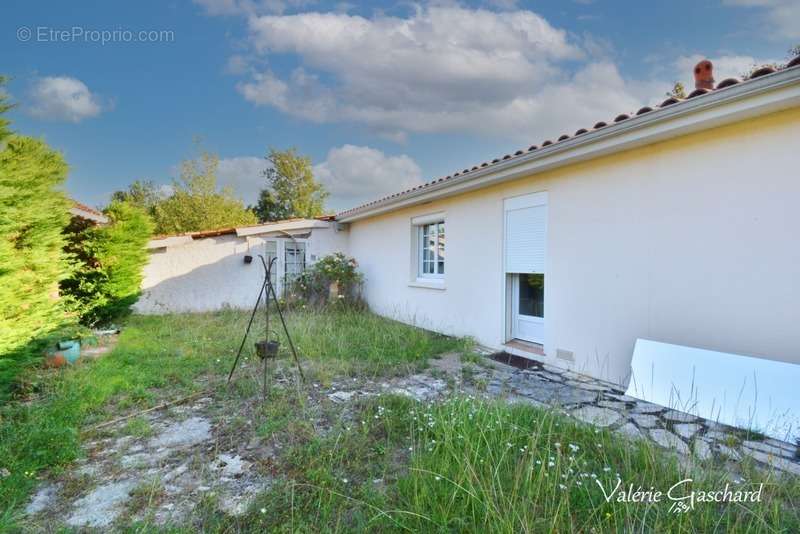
(3, 0, 797, 211)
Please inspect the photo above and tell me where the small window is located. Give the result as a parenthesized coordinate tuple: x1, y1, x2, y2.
(418, 221, 445, 279)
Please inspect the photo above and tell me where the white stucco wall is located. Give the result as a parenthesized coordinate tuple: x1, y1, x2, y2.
(347, 107, 800, 385)
(307, 225, 350, 262)
(135, 224, 348, 314)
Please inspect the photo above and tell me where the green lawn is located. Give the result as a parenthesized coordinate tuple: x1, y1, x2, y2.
(1, 309, 798, 532)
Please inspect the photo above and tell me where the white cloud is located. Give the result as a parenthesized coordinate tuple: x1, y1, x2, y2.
(237, 68, 337, 122)
(236, 5, 669, 143)
(723, 0, 800, 40)
(673, 54, 781, 83)
(216, 156, 268, 204)
(313, 145, 423, 210)
(225, 54, 250, 75)
(27, 76, 105, 123)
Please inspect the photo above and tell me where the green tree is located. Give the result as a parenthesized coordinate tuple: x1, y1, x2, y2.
(110, 179, 162, 216)
(153, 150, 257, 234)
(0, 76, 12, 143)
(254, 148, 328, 222)
(61, 200, 154, 326)
(0, 78, 72, 357)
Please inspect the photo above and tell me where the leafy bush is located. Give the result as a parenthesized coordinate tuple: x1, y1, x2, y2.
(61, 200, 154, 326)
(0, 79, 75, 396)
(292, 253, 364, 308)
(0, 107, 72, 363)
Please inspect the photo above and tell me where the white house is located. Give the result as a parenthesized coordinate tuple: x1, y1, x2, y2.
(134, 218, 347, 314)
(137, 59, 800, 387)
(337, 61, 800, 385)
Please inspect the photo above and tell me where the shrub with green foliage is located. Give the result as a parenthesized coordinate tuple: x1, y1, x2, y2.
(0, 78, 75, 396)
(292, 253, 364, 308)
(61, 200, 154, 326)
(0, 89, 72, 361)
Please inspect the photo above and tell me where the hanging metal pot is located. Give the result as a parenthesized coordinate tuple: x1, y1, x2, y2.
(255, 339, 280, 360)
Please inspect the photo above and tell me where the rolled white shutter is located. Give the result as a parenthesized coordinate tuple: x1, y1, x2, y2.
(504, 192, 547, 274)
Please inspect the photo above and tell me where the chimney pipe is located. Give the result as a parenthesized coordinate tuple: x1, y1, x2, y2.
(694, 59, 714, 90)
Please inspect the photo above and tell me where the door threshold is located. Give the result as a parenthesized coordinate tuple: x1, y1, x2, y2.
(504, 339, 545, 357)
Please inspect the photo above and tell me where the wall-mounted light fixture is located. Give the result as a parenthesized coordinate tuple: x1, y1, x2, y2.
(244, 255, 253, 264)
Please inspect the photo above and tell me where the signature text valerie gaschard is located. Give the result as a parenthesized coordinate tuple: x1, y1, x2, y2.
(596, 478, 763, 512)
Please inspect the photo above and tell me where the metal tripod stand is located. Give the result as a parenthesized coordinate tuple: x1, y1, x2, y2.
(227, 255, 305, 399)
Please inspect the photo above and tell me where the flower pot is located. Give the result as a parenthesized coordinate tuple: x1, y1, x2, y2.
(45, 340, 81, 367)
(328, 281, 340, 301)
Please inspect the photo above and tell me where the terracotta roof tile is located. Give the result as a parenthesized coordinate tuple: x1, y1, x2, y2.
(152, 217, 320, 240)
(750, 66, 776, 78)
(337, 59, 800, 218)
(716, 77, 740, 89)
(71, 201, 104, 218)
(660, 96, 681, 107)
(691, 88, 711, 98)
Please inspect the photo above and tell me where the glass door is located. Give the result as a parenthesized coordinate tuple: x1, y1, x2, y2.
(512, 273, 544, 344)
(283, 241, 306, 293)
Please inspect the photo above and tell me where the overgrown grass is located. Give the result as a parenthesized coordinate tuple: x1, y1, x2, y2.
(392, 397, 800, 532)
(163, 393, 800, 533)
(0, 308, 463, 525)
(4, 308, 798, 532)
(0, 321, 92, 402)
(281, 307, 470, 379)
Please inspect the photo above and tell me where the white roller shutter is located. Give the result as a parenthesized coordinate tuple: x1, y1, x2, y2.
(504, 192, 547, 274)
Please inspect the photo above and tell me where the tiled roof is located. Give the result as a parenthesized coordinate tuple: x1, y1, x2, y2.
(337, 57, 800, 219)
(70, 201, 109, 224)
(71, 201, 104, 217)
(151, 217, 334, 240)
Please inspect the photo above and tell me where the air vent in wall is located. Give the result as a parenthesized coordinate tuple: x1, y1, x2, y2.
(556, 349, 575, 362)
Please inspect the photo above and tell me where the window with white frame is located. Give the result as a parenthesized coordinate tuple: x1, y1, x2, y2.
(417, 220, 445, 279)
(284, 241, 306, 287)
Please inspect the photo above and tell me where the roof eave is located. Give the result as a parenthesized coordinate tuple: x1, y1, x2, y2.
(235, 219, 330, 237)
(337, 67, 800, 223)
(69, 206, 109, 224)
